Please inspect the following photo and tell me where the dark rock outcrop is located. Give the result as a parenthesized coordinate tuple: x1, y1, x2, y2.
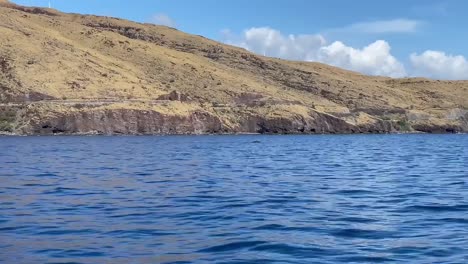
(24, 109, 224, 135)
(156, 91, 191, 102)
(15, 107, 404, 135)
(234, 110, 394, 134)
(411, 123, 464, 134)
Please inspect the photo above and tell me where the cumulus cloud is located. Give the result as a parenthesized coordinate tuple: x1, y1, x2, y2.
(224, 27, 406, 77)
(149, 13, 176, 27)
(318, 40, 406, 78)
(337, 19, 423, 34)
(224, 27, 326, 61)
(410, 51, 468, 80)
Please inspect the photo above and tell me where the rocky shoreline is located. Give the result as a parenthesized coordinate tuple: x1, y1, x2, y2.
(1, 104, 466, 136)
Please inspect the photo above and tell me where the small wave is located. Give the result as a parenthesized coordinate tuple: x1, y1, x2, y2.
(109, 212, 155, 218)
(331, 228, 396, 239)
(252, 224, 285, 230)
(250, 243, 328, 258)
(216, 203, 251, 209)
(198, 241, 267, 253)
(71, 192, 107, 196)
(391, 246, 428, 254)
(36, 229, 97, 235)
(22, 183, 55, 187)
(142, 180, 172, 184)
(335, 255, 396, 262)
(36, 248, 105, 258)
(392, 192, 429, 198)
(0, 226, 29, 232)
(190, 215, 237, 221)
(44, 262, 83, 264)
(255, 198, 296, 205)
(252, 224, 319, 232)
(42, 187, 77, 195)
(56, 249, 105, 258)
(187, 195, 223, 199)
(135, 172, 153, 176)
(35, 173, 59, 177)
(424, 248, 457, 257)
(105, 229, 175, 237)
(402, 204, 468, 212)
(334, 216, 378, 223)
(55, 207, 78, 212)
(448, 181, 465, 185)
(433, 217, 468, 224)
(333, 189, 375, 195)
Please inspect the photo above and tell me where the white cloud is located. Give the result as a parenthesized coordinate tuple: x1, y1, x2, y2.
(410, 51, 468, 80)
(318, 40, 406, 78)
(149, 13, 176, 27)
(224, 27, 326, 61)
(337, 19, 423, 34)
(224, 27, 406, 78)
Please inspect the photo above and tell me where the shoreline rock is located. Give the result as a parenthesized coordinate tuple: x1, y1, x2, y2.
(1, 106, 464, 136)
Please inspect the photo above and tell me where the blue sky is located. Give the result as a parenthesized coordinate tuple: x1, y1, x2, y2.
(11, 0, 468, 79)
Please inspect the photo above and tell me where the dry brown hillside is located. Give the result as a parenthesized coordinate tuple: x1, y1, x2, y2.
(1, 1, 467, 134)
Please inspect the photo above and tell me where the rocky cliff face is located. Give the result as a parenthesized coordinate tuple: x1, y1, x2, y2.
(0, 1, 467, 135)
(24, 109, 223, 135)
(22, 110, 388, 135)
(4, 100, 468, 136)
(14, 103, 461, 135)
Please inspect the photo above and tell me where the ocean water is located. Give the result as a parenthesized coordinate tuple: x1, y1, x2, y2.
(0, 135, 467, 264)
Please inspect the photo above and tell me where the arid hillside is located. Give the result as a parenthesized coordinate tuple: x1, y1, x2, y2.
(1, 0, 467, 134)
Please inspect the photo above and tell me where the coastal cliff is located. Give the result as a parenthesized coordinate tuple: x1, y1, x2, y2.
(1, 1, 467, 135)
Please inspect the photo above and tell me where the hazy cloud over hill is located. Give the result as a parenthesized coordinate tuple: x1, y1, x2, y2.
(149, 13, 176, 28)
(329, 19, 423, 34)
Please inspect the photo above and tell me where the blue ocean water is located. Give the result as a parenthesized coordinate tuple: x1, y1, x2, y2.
(0, 135, 467, 263)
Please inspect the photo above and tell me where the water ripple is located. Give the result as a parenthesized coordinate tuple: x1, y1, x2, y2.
(199, 241, 268, 253)
(0, 134, 467, 263)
